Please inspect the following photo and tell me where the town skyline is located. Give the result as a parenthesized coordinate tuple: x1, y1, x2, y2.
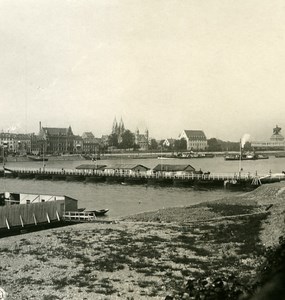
(0, 118, 283, 144)
(1, 1, 285, 141)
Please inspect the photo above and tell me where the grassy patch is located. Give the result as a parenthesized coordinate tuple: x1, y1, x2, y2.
(205, 203, 257, 216)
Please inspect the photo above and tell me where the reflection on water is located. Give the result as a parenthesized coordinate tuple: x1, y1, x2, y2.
(2, 156, 284, 218)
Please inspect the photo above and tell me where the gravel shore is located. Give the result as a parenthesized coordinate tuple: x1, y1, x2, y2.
(1, 182, 285, 299)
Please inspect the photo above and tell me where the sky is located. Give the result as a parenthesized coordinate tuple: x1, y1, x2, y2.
(0, 0, 285, 142)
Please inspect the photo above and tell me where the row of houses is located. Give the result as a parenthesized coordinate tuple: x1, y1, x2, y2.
(0, 121, 208, 155)
(0, 123, 109, 155)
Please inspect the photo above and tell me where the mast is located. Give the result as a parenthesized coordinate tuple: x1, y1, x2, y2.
(2, 141, 7, 178)
(239, 139, 242, 178)
(42, 143, 45, 170)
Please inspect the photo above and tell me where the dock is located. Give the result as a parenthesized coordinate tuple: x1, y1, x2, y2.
(63, 211, 96, 222)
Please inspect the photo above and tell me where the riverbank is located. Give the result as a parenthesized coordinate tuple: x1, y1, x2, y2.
(0, 183, 285, 299)
(6, 155, 86, 162)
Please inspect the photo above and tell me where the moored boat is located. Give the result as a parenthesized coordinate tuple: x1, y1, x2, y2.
(27, 155, 48, 162)
(84, 209, 109, 216)
(255, 154, 269, 159)
(224, 153, 269, 161)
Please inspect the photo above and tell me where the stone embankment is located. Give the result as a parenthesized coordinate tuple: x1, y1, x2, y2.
(0, 182, 284, 299)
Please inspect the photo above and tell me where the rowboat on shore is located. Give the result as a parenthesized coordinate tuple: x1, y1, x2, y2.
(83, 209, 109, 216)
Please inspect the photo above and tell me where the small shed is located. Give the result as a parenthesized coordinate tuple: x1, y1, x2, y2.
(75, 164, 107, 171)
(152, 164, 196, 175)
(104, 164, 149, 175)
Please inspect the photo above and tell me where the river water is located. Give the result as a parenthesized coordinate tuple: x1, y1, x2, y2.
(1, 156, 284, 218)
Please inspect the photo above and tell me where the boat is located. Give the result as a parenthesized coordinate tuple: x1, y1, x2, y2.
(255, 154, 269, 159)
(224, 152, 268, 161)
(275, 153, 285, 158)
(82, 154, 101, 160)
(77, 207, 86, 212)
(175, 152, 214, 159)
(224, 154, 241, 161)
(84, 209, 109, 216)
(27, 155, 48, 162)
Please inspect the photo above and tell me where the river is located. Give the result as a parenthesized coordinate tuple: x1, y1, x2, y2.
(1, 155, 284, 218)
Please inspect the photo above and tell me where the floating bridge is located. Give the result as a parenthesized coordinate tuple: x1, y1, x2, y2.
(0, 167, 282, 189)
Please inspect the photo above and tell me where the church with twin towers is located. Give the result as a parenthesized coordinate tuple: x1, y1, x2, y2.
(112, 117, 149, 150)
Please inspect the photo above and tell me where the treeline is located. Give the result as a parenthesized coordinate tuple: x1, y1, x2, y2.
(207, 138, 252, 152)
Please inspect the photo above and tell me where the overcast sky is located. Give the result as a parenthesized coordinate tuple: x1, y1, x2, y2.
(1, 0, 285, 141)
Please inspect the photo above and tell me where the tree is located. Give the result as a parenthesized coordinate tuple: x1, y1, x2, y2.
(119, 130, 135, 149)
(174, 138, 187, 151)
(108, 133, 118, 147)
(149, 139, 158, 150)
(179, 138, 187, 151)
(207, 138, 222, 152)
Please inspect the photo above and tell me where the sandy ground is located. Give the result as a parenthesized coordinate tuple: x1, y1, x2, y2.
(0, 182, 285, 299)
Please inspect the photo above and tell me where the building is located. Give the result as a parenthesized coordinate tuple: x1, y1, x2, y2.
(152, 164, 195, 175)
(112, 117, 125, 144)
(162, 138, 176, 149)
(73, 135, 83, 154)
(251, 125, 285, 150)
(0, 192, 78, 231)
(135, 129, 149, 151)
(179, 130, 207, 151)
(15, 134, 32, 155)
(0, 132, 32, 155)
(75, 164, 107, 171)
(37, 122, 76, 154)
(82, 132, 100, 154)
(104, 164, 149, 175)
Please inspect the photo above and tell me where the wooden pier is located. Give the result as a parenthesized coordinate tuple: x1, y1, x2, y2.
(63, 211, 96, 222)
(1, 167, 283, 189)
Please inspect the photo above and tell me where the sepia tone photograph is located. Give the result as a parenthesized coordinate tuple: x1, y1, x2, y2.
(0, 0, 285, 299)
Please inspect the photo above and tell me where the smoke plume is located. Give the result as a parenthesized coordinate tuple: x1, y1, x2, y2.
(241, 133, 251, 148)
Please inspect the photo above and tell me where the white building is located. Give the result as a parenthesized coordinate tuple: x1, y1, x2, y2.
(251, 125, 285, 150)
(179, 130, 207, 151)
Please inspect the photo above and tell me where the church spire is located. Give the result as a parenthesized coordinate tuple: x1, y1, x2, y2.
(119, 117, 125, 134)
(112, 117, 118, 134)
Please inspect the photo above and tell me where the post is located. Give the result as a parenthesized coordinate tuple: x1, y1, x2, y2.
(239, 139, 242, 178)
(42, 143, 45, 170)
(5, 218, 10, 230)
(2, 141, 7, 170)
(2, 145, 4, 169)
